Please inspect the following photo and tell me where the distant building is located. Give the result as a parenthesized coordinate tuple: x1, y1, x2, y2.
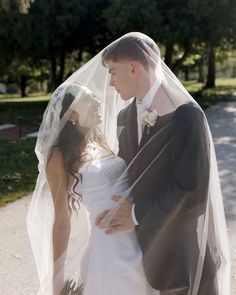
(0, 80, 17, 94)
(0, 81, 7, 94)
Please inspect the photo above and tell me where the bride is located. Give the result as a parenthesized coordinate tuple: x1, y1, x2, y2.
(45, 83, 155, 294)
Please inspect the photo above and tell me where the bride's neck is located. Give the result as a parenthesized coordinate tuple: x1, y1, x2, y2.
(84, 142, 113, 160)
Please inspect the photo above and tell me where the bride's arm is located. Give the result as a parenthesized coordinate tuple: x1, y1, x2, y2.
(46, 149, 71, 294)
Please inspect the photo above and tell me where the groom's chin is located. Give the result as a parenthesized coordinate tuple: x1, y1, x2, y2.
(120, 94, 133, 101)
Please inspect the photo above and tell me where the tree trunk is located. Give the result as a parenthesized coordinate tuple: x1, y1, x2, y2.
(205, 45, 216, 88)
(172, 45, 191, 75)
(58, 49, 65, 86)
(20, 75, 27, 97)
(77, 49, 83, 63)
(232, 66, 236, 78)
(184, 67, 190, 81)
(198, 56, 205, 83)
(48, 50, 57, 92)
(164, 43, 174, 68)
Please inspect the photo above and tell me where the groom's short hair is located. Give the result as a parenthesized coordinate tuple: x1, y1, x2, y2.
(102, 32, 160, 70)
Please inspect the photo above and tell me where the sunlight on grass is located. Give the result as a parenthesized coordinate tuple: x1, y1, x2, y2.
(0, 93, 50, 103)
(216, 78, 236, 87)
(183, 81, 204, 93)
(182, 78, 236, 108)
(183, 78, 236, 96)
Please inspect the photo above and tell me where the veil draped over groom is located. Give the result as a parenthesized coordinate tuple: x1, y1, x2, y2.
(27, 32, 230, 295)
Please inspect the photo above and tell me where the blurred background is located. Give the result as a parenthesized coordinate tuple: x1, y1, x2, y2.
(0, 0, 235, 223)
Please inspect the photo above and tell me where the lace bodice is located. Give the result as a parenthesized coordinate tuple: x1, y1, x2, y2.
(74, 154, 129, 222)
(71, 153, 156, 295)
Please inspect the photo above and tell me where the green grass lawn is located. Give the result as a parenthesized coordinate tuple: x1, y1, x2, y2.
(0, 93, 50, 103)
(0, 102, 48, 126)
(0, 138, 38, 207)
(0, 93, 50, 125)
(184, 78, 236, 108)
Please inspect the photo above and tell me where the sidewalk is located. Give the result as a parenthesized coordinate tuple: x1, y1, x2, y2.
(0, 99, 235, 294)
(205, 99, 236, 294)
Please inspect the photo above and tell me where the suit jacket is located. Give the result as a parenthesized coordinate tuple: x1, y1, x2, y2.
(117, 99, 220, 293)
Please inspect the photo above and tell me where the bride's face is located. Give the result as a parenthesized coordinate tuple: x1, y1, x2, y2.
(70, 94, 102, 134)
(107, 60, 137, 101)
(82, 100, 102, 128)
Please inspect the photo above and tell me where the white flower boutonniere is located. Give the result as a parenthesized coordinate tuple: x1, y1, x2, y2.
(139, 107, 158, 135)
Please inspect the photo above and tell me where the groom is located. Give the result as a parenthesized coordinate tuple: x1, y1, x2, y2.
(95, 33, 219, 294)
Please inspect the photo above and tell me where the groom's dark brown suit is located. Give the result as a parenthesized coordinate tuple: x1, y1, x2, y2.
(117, 99, 220, 295)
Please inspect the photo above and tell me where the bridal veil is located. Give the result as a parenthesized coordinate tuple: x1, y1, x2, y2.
(26, 32, 230, 295)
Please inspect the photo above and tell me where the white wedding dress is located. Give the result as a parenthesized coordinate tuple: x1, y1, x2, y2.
(73, 153, 158, 295)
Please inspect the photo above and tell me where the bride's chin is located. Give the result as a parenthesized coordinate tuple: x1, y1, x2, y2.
(78, 126, 90, 135)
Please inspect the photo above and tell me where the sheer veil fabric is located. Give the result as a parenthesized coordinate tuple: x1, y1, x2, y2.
(26, 32, 230, 295)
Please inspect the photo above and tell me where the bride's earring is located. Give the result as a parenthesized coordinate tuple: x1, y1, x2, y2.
(72, 121, 76, 125)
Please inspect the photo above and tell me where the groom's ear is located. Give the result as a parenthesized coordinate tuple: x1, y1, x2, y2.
(130, 62, 140, 75)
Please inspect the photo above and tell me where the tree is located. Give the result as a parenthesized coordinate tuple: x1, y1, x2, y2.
(104, 0, 199, 72)
(104, 0, 159, 37)
(0, 0, 34, 96)
(25, 0, 88, 90)
(25, 0, 112, 91)
(75, 0, 112, 55)
(193, 0, 235, 88)
(1, 0, 113, 94)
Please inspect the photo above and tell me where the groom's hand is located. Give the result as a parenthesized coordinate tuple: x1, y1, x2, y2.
(95, 195, 135, 234)
(95, 210, 110, 227)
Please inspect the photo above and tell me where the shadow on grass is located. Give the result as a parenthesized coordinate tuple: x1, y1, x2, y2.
(0, 100, 48, 125)
(0, 138, 38, 207)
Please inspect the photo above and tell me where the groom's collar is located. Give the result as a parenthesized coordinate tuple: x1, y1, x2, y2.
(135, 80, 161, 109)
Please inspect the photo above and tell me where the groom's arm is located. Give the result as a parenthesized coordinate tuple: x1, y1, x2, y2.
(117, 108, 127, 159)
(134, 104, 211, 225)
(97, 104, 210, 233)
(117, 108, 139, 226)
(95, 107, 135, 231)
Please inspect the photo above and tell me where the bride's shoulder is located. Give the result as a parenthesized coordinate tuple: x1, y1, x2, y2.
(46, 147, 66, 177)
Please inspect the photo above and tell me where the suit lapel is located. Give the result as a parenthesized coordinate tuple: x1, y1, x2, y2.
(138, 111, 174, 151)
(126, 99, 138, 157)
(138, 125, 149, 149)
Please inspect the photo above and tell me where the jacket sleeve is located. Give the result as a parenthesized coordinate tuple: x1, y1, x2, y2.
(134, 104, 211, 225)
(117, 109, 126, 159)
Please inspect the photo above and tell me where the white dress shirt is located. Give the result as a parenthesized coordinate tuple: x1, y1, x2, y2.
(132, 80, 161, 225)
(136, 81, 161, 144)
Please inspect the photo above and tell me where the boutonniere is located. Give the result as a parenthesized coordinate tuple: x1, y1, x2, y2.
(139, 107, 158, 135)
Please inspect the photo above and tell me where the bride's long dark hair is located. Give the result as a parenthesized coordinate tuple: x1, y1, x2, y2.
(51, 86, 110, 212)
(58, 91, 86, 177)
(51, 89, 85, 211)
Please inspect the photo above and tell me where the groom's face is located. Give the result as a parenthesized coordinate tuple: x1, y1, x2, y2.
(106, 60, 136, 101)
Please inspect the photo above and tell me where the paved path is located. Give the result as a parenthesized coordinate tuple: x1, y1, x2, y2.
(0, 195, 39, 294)
(0, 99, 235, 294)
(205, 99, 236, 294)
